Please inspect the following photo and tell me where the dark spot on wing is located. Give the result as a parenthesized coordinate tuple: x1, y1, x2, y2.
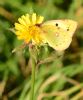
(55, 23, 58, 26)
(67, 28, 69, 31)
(55, 23, 60, 29)
(57, 27, 60, 29)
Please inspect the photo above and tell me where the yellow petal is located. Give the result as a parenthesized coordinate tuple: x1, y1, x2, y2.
(17, 34, 24, 39)
(25, 37, 31, 43)
(37, 16, 44, 24)
(15, 31, 21, 35)
(32, 13, 36, 25)
(18, 16, 26, 26)
(15, 23, 23, 31)
(15, 23, 28, 33)
(25, 14, 31, 24)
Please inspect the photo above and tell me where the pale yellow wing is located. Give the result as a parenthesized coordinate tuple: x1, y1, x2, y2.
(41, 20, 77, 51)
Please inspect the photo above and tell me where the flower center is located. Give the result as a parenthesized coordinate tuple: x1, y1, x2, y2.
(28, 25, 43, 44)
(28, 25, 40, 36)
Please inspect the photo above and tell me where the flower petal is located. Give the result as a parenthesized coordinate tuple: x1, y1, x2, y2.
(25, 14, 31, 25)
(37, 16, 44, 24)
(32, 13, 36, 25)
(18, 16, 26, 26)
(15, 23, 24, 31)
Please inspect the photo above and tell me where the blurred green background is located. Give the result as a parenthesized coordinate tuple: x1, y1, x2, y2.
(0, 0, 83, 100)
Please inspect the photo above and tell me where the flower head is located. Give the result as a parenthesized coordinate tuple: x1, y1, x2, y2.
(14, 13, 44, 44)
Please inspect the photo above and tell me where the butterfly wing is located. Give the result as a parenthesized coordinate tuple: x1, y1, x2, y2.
(41, 20, 77, 51)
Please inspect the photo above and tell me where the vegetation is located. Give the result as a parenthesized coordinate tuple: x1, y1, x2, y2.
(0, 0, 83, 100)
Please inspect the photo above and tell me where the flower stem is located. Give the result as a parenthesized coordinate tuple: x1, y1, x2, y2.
(29, 46, 36, 100)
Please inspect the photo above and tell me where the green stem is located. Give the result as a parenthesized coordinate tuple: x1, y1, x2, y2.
(29, 46, 36, 100)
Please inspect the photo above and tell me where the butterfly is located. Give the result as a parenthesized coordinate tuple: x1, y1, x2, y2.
(40, 19, 77, 51)
(12, 19, 77, 53)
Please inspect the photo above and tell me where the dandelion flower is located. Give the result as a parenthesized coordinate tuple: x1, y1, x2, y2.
(14, 13, 44, 45)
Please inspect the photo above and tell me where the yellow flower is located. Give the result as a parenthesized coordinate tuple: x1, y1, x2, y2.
(14, 13, 44, 44)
